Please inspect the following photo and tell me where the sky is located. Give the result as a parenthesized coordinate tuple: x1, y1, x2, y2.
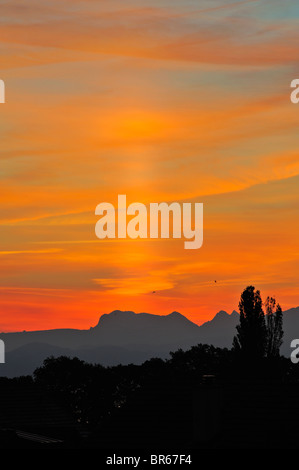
(0, 0, 299, 331)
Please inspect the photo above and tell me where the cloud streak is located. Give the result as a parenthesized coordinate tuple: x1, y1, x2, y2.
(1, 0, 299, 330)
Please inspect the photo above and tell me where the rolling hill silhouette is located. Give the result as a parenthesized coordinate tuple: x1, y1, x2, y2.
(0, 307, 298, 377)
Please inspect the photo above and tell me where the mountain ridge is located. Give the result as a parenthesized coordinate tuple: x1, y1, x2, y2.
(0, 307, 298, 377)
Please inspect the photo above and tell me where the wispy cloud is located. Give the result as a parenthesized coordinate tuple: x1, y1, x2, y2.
(1, 0, 299, 330)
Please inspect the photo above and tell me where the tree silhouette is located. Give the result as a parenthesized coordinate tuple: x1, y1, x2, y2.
(232, 286, 267, 361)
(233, 286, 284, 364)
(265, 296, 283, 358)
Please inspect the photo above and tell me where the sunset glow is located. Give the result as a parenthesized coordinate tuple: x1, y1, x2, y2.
(1, 0, 299, 332)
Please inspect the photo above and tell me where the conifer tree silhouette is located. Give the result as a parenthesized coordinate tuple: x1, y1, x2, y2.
(233, 286, 267, 360)
(265, 296, 283, 358)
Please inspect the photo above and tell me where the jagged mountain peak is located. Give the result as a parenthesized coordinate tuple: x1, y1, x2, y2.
(96, 309, 190, 327)
(230, 310, 239, 318)
(213, 310, 230, 320)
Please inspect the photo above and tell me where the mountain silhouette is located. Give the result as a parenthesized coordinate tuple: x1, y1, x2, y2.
(0, 306, 298, 377)
(91, 310, 201, 346)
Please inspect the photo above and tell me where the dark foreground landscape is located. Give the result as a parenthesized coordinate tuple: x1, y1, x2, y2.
(1, 286, 299, 450)
(1, 349, 299, 449)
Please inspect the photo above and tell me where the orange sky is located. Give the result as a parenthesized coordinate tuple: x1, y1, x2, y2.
(1, 0, 299, 332)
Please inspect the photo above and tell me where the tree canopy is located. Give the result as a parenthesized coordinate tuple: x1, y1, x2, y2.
(233, 286, 283, 361)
